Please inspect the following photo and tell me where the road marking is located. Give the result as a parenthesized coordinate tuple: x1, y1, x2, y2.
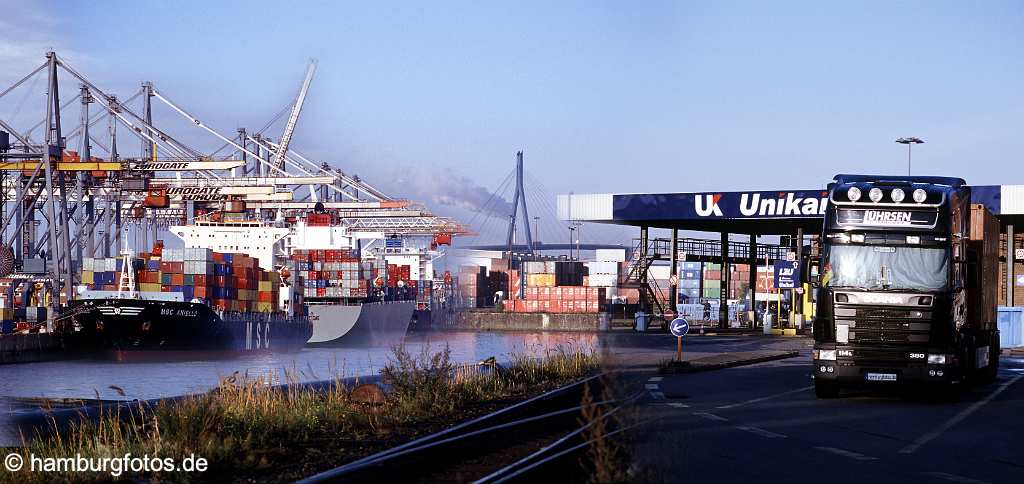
(735, 426, 786, 438)
(899, 375, 1023, 454)
(921, 472, 992, 484)
(693, 412, 729, 422)
(666, 402, 689, 408)
(650, 391, 666, 400)
(716, 385, 814, 409)
(648, 376, 664, 382)
(813, 446, 878, 461)
(645, 383, 659, 390)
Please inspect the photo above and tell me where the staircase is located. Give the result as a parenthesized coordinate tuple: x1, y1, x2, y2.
(623, 238, 670, 324)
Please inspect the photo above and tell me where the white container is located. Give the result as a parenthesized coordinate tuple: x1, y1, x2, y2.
(585, 261, 619, 275)
(104, 258, 117, 272)
(163, 248, 184, 262)
(595, 249, 626, 262)
(587, 274, 618, 287)
(81, 258, 94, 271)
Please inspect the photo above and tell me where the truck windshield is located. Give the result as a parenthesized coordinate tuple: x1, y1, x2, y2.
(824, 244, 949, 291)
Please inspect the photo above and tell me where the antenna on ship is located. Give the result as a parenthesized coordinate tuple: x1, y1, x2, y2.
(116, 227, 138, 298)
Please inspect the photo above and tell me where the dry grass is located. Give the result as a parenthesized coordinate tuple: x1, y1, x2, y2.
(4, 344, 598, 483)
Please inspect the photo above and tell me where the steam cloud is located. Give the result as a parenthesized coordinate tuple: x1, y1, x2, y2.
(383, 165, 514, 219)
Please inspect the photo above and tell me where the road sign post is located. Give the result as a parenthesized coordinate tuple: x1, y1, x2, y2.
(670, 318, 689, 362)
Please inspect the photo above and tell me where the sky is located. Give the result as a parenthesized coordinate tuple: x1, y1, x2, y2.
(2, 0, 1023, 244)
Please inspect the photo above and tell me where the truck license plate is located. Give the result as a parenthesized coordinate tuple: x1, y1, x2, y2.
(865, 373, 897, 382)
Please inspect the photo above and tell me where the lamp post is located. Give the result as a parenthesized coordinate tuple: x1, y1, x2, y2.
(895, 137, 924, 175)
(568, 225, 576, 260)
(533, 216, 539, 253)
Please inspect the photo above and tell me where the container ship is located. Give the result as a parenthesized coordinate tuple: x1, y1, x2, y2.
(167, 207, 440, 347)
(72, 246, 311, 361)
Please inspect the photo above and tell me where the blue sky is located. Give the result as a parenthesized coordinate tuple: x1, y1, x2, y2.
(2, 1, 1023, 242)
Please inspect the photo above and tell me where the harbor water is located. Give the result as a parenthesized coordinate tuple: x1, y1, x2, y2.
(0, 331, 598, 445)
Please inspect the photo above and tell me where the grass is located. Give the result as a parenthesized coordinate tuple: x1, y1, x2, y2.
(5, 344, 599, 483)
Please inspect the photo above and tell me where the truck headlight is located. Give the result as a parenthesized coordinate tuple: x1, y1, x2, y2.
(927, 354, 946, 365)
(913, 188, 927, 203)
(815, 349, 837, 361)
(847, 187, 862, 202)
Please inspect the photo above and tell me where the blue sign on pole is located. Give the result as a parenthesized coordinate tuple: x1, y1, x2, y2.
(774, 261, 799, 289)
(670, 318, 690, 338)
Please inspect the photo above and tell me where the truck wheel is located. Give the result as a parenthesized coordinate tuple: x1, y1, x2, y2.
(815, 382, 840, 399)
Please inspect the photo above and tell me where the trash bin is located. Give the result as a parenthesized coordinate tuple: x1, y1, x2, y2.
(763, 314, 773, 335)
(634, 311, 648, 332)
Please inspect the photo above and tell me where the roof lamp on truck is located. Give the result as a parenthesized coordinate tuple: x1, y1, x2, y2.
(812, 174, 1000, 398)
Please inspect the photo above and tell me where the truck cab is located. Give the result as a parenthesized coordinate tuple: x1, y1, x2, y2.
(813, 174, 1000, 398)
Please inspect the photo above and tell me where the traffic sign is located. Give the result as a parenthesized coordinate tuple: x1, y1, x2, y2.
(670, 318, 690, 338)
(774, 260, 799, 289)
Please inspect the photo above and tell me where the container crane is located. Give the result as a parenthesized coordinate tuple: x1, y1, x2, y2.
(274, 60, 317, 171)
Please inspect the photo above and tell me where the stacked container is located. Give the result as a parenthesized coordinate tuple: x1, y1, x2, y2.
(679, 261, 702, 302)
(703, 263, 722, 299)
(508, 286, 607, 313)
(458, 265, 490, 308)
(292, 249, 370, 300)
(80, 245, 282, 313)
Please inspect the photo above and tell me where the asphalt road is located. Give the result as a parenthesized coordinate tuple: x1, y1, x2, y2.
(630, 337, 1024, 484)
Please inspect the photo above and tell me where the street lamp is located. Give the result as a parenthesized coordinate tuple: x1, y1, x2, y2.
(568, 225, 576, 260)
(895, 137, 924, 175)
(533, 216, 539, 253)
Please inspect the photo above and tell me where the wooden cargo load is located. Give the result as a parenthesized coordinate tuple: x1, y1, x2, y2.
(967, 203, 999, 327)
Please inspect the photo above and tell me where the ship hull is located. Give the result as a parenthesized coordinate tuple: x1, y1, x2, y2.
(71, 298, 312, 361)
(306, 301, 414, 347)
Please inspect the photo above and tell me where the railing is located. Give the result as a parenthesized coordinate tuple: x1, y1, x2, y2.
(633, 237, 789, 262)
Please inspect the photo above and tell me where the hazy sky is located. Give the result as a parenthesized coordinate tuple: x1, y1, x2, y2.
(2, 1, 1023, 243)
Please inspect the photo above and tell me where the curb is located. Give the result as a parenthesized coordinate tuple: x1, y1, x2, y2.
(658, 350, 801, 375)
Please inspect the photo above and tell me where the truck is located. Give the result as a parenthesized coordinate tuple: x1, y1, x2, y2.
(812, 174, 1000, 398)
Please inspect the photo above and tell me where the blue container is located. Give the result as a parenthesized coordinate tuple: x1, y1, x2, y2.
(317, 280, 327, 288)
(147, 260, 160, 271)
(223, 253, 234, 263)
(998, 307, 1024, 348)
(1, 320, 13, 334)
(182, 286, 194, 300)
(116, 259, 123, 271)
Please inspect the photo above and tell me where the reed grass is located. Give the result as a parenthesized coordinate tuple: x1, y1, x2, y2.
(5, 344, 598, 483)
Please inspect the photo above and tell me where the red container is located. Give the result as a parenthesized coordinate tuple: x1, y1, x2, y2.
(194, 275, 207, 286)
(171, 274, 184, 286)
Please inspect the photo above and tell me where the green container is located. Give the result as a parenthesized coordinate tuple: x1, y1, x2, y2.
(703, 288, 721, 297)
(704, 263, 722, 270)
(703, 279, 722, 289)
(161, 273, 172, 285)
(184, 274, 195, 286)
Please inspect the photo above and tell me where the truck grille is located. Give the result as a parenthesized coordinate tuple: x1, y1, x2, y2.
(835, 304, 932, 347)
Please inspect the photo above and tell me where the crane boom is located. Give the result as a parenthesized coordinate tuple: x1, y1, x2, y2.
(274, 59, 317, 170)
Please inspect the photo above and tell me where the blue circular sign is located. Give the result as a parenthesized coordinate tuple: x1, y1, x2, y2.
(670, 318, 689, 338)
